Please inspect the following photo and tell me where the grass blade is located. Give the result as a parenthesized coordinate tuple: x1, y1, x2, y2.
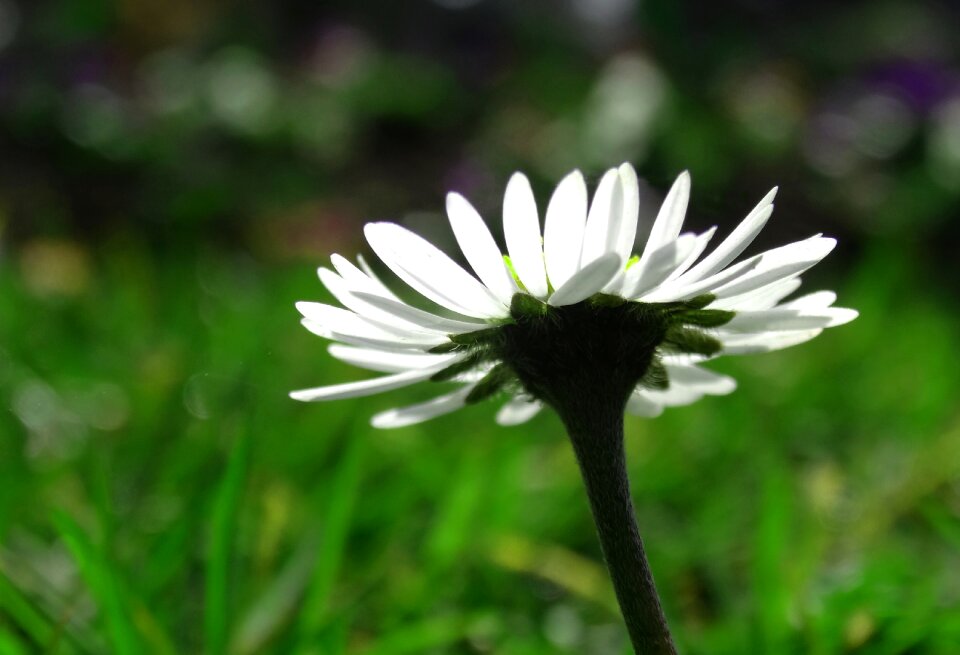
(54, 512, 142, 655)
(231, 532, 319, 655)
(295, 431, 366, 643)
(205, 434, 252, 655)
(0, 571, 54, 648)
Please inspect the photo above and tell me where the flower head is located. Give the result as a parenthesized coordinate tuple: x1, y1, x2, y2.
(291, 164, 857, 428)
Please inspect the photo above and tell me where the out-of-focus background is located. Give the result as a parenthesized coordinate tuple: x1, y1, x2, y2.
(1, 0, 959, 653)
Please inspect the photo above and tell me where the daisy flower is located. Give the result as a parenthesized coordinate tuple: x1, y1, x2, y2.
(290, 163, 857, 428)
(291, 162, 857, 654)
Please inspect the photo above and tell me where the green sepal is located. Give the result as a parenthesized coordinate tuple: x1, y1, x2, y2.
(510, 293, 548, 320)
(651, 293, 717, 313)
(465, 364, 512, 404)
(675, 308, 735, 328)
(640, 358, 669, 390)
(430, 352, 486, 382)
(450, 326, 503, 347)
(627, 301, 667, 324)
(428, 342, 468, 354)
(662, 325, 723, 357)
(681, 293, 716, 310)
(590, 293, 628, 309)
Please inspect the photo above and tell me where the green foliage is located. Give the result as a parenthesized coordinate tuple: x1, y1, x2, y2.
(2, 1, 960, 650)
(0, 242, 957, 654)
(206, 433, 252, 655)
(54, 513, 145, 655)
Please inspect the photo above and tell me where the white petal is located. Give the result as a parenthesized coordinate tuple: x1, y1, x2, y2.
(451, 362, 494, 383)
(496, 397, 543, 426)
(614, 163, 641, 263)
(640, 171, 690, 259)
(664, 227, 717, 283)
(639, 386, 703, 407)
(719, 329, 823, 355)
(330, 254, 396, 299)
(819, 307, 860, 327)
(301, 320, 443, 354)
(548, 253, 622, 307)
(296, 301, 439, 342)
(503, 173, 548, 298)
(723, 307, 858, 332)
(371, 385, 475, 428)
(680, 187, 777, 283)
(318, 268, 435, 333)
(300, 317, 335, 339)
(290, 364, 448, 402)
(580, 169, 623, 267)
(709, 277, 802, 311)
(626, 394, 664, 417)
(663, 364, 737, 395)
(354, 254, 397, 298)
(661, 353, 710, 366)
(446, 193, 517, 305)
(625, 233, 699, 298)
(600, 267, 628, 295)
(351, 291, 486, 334)
(312, 325, 438, 352)
(302, 322, 437, 357)
(598, 169, 639, 294)
(711, 237, 836, 299)
(780, 290, 837, 310)
(543, 170, 588, 289)
(297, 302, 400, 338)
(364, 222, 507, 319)
(639, 256, 760, 303)
(328, 344, 457, 373)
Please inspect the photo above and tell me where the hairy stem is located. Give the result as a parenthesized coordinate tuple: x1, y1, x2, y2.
(561, 403, 677, 655)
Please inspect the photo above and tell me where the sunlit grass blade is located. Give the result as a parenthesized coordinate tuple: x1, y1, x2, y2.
(295, 429, 366, 643)
(0, 627, 30, 655)
(363, 614, 477, 655)
(54, 512, 142, 655)
(0, 572, 56, 650)
(205, 434, 252, 655)
(751, 461, 793, 654)
(921, 503, 960, 549)
(0, 558, 107, 654)
(231, 533, 320, 655)
(424, 451, 486, 572)
(486, 534, 619, 614)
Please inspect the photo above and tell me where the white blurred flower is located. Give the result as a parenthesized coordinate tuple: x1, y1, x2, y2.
(291, 164, 856, 428)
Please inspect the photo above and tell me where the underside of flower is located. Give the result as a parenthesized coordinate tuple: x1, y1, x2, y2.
(290, 163, 858, 428)
(429, 292, 732, 418)
(287, 161, 860, 655)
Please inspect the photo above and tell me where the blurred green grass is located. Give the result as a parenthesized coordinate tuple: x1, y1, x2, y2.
(3, 1, 960, 651)
(1, 236, 958, 654)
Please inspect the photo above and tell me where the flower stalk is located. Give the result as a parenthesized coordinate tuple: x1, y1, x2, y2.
(497, 296, 680, 653)
(559, 397, 678, 655)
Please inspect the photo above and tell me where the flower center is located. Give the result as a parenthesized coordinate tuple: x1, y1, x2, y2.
(501, 295, 670, 412)
(429, 292, 734, 414)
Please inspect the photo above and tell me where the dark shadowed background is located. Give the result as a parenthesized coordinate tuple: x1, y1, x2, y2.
(1, 1, 959, 653)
